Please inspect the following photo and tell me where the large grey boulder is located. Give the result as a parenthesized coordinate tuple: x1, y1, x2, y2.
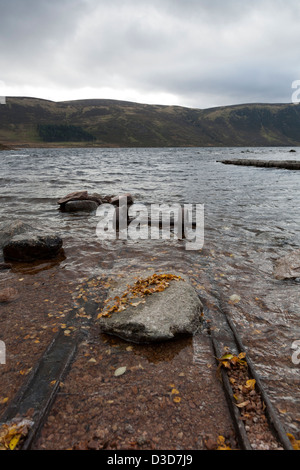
(97, 271, 203, 343)
(274, 250, 300, 280)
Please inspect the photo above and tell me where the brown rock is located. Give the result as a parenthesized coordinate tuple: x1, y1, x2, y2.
(57, 191, 103, 209)
(64, 200, 98, 213)
(274, 249, 300, 280)
(3, 233, 63, 262)
(57, 191, 89, 205)
(204, 437, 218, 450)
(0, 287, 18, 303)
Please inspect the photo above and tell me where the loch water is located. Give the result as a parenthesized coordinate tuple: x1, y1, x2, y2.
(1, 146, 300, 434)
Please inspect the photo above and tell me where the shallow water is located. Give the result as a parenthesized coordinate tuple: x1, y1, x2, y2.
(0, 146, 300, 433)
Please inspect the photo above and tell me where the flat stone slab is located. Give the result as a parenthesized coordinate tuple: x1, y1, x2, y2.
(218, 159, 300, 170)
(97, 271, 203, 343)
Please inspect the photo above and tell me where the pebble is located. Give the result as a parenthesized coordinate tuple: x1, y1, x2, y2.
(114, 366, 127, 377)
(0, 287, 18, 303)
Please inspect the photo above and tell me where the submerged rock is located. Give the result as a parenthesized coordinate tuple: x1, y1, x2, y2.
(97, 271, 203, 343)
(274, 250, 300, 280)
(0, 287, 18, 303)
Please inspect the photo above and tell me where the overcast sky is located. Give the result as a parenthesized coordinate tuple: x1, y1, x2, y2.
(1, 0, 300, 109)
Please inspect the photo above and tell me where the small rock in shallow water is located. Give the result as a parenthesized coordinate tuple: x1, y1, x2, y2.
(0, 287, 18, 303)
(98, 271, 203, 343)
(64, 200, 99, 213)
(3, 232, 63, 262)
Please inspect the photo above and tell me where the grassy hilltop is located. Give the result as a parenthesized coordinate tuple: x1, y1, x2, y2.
(0, 97, 300, 148)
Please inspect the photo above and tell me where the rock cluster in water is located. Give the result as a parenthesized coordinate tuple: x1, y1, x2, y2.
(57, 191, 134, 213)
(0, 192, 134, 263)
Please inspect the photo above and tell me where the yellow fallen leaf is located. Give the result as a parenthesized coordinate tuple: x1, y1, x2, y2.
(173, 396, 181, 403)
(171, 388, 180, 395)
(245, 379, 256, 390)
(236, 400, 250, 408)
(9, 434, 21, 450)
(19, 368, 32, 376)
(217, 435, 231, 450)
(220, 354, 234, 361)
(287, 433, 300, 450)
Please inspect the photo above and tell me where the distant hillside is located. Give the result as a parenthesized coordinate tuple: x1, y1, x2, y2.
(0, 97, 300, 148)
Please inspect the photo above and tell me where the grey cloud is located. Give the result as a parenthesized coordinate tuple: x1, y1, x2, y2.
(1, 0, 300, 107)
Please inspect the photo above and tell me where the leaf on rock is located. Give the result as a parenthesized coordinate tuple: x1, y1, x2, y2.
(97, 273, 183, 318)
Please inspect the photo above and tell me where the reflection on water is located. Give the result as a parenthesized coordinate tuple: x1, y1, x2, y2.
(102, 333, 193, 364)
(8, 251, 67, 275)
(0, 146, 300, 432)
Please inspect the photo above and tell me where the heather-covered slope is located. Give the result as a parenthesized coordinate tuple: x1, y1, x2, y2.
(0, 97, 300, 148)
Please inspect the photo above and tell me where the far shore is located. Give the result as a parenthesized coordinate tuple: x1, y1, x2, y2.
(1, 142, 299, 151)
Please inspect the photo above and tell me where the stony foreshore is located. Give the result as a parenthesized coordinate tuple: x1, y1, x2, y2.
(218, 159, 300, 170)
